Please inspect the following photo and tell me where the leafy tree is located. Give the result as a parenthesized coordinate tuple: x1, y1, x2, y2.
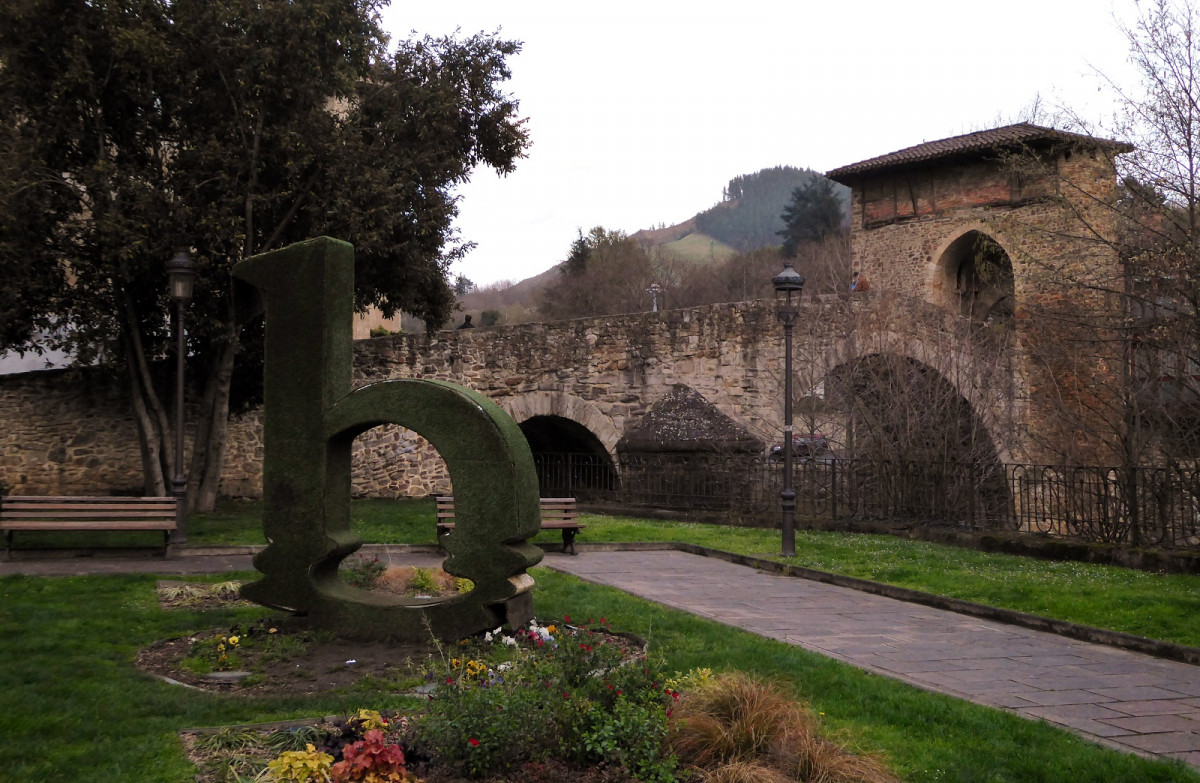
(0, 0, 528, 510)
(454, 275, 477, 297)
(779, 176, 849, 256)
(539, 227, 656, 319)
(697, 166, 833, 252)
(562, 229, 593, 276)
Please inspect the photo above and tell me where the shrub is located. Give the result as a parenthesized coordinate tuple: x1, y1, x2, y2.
(266, 743, 334, 782)
(341, 556, 386, 589)
(412, 618, 678, 781)
(329, 729, 407, 782)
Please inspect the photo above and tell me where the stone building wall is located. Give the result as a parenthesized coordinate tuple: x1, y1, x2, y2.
(844, 148, 1123, 463)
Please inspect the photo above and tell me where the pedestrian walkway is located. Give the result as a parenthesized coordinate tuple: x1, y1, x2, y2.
(548, 550, 1200, 769)
(5, 545, 1200, 769)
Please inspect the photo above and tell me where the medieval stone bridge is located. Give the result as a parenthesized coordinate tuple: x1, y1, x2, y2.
(0, 123, 1121, 498)
(0, 289, 1017, 499)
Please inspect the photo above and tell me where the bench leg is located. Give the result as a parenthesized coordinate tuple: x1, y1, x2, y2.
(562, 528, 578, 556)
(163, 530, 171, 557)
(4, 530, 11, 559)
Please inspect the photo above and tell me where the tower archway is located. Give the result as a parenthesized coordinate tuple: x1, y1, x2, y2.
(934, 229, 1016, 326)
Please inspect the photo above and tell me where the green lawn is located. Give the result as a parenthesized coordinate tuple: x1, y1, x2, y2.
(3, 569, 1197, 782)
(178, 498, 1200, 648)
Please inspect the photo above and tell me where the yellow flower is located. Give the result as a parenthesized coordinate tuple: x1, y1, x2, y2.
(228, 636, 240, 646)
(546, 625, 557, 635)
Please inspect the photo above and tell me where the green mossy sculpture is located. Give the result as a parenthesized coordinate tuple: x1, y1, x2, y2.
(233, 237, 542, 641)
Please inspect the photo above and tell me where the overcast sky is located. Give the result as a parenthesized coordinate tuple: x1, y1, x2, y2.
(381, 1, 1137, 287)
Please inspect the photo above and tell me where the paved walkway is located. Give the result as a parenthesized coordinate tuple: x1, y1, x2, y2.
(549, 550, 1200, 769)
(5, 547, 1200, 769)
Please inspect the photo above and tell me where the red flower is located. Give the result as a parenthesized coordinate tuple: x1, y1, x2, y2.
(469, 738, 480, 747)
(563, 692, 570, 699)
(563, 615, 570, 623)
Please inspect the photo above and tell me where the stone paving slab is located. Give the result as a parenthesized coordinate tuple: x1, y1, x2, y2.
(545, 549, 1200, 769)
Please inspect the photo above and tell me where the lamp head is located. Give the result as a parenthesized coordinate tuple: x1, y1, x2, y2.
(772, 261, 805, 302)
(166, 249, 197, 304)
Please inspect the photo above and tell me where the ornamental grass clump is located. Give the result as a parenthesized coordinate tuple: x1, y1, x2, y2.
(668, 672, 897, 783)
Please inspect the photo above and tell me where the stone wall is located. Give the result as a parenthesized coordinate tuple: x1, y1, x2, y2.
(0, 368, 148, 495)
(0, 294, 1015, 499)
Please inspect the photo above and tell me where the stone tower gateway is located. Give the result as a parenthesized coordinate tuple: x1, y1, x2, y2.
(827, 123, 1133, 465)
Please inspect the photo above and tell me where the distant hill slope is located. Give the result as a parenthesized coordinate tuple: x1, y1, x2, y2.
(629, 218, 738, 266)
(458, 165, 846, 322)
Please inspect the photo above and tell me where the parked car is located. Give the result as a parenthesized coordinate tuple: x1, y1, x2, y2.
(769, 434, 836, 464)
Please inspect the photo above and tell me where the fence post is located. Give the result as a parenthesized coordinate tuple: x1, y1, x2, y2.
(830, 460, 839, 520)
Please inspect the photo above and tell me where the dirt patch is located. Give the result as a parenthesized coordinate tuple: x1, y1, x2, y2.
(137, 625, 436, 697)
(144, 580, 441, 697)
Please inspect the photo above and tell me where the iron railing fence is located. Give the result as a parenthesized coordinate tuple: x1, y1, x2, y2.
(532, 453, 1200, 549)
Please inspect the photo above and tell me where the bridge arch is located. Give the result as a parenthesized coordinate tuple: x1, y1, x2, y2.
(499, 391, 622, 459)
(826, 328, 1013, 465)
(499, 392, 622, 498)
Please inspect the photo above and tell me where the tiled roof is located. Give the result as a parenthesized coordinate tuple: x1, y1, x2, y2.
(826, 123, 1132, 181)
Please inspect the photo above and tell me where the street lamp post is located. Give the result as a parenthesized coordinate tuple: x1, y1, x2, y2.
(166, 249, 196, 545)
(772, 261, 805, 557)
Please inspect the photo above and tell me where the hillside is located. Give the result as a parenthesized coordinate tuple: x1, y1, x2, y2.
(456, 165, 846, 324)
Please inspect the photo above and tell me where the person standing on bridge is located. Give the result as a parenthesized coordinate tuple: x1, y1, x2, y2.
(457, 314, 476, 329)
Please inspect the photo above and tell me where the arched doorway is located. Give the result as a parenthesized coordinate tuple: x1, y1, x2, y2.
(937, 230, 1015, 326)
(518, 415, 618, 499)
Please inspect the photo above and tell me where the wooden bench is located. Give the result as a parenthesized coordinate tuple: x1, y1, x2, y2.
(436, 496, 585, 555)
(0, 495, 179, 556)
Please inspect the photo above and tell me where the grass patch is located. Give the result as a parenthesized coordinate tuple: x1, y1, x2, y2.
(183, 500, 1200, 648)
(187, 497, 438, 546)
(2, 568, 1197, 782)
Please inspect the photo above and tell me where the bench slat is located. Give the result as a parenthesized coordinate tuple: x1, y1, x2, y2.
(1, 495, 179, 556)
(2, 499, 175, 504)
(3, 509, 177, 518)
(3, 522, 176, 531)
(434, 495, 582, 554)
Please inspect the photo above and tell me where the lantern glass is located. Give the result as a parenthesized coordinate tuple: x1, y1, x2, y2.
(166, 250, 196, 303)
